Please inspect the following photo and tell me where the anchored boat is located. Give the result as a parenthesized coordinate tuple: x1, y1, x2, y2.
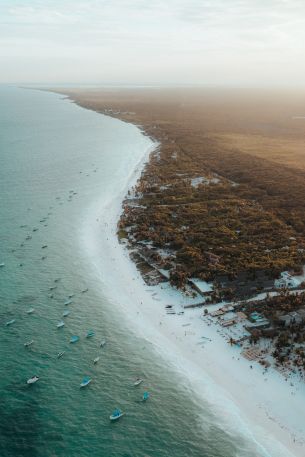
(24, 340, 34, 347)
(110, 409, 124, 421)
(143, 391, 150, 401)
(80, 376, 91, 388)
(70, 335, 79, 343)
(5, 319, 15, 326)
(27, 375, 39, 385)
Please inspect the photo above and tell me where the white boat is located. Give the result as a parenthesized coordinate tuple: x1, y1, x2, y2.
(57, 351, 65, 358)
(57, 321, 65, 329)
(80, 376, 91, 388)
(64, 299, 72, 306)
(5, 319, 15, 326)
(62, 310, 70, 317)
(26, 308, 35, 314)
(81, 288, 88, 293)
(24, 340, 34, 347)
(27, 375, 39, 385)
(109, 409, 124, 421)
(100, 339, 106, 347)
(134, 378, 143, 387)
(93, 357, 100, 364)
(0, 263, 5, 267)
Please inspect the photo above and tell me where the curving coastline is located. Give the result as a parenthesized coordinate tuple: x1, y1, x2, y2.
(72, 102, 305, 457)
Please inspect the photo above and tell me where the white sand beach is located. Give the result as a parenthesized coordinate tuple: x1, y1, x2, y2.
(80, 130, 305, 457)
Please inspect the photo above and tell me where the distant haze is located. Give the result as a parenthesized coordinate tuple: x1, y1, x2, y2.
(1, 0, 305, 86)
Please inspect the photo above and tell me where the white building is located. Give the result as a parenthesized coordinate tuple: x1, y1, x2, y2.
(274, 271, 298, 289)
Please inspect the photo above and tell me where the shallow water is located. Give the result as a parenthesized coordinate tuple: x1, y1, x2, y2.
(0, 86, 261, 457)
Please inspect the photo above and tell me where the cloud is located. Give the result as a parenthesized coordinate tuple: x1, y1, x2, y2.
(1, 0, 305, 84)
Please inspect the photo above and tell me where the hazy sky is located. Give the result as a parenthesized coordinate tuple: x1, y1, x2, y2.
(1, 0, 305, 85)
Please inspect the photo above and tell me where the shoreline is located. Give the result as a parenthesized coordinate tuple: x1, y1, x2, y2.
(74, 104, 305, 456)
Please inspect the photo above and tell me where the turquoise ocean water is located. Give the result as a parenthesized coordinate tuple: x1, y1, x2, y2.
(0, 86, 261, 457)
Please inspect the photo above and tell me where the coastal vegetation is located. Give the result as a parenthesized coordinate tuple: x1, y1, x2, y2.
(62, 88, 305, 297)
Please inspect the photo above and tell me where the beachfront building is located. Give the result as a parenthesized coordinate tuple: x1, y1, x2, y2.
(246, 319, 270, 330)
(189, 278, 213, 297)
(278, 311, 304, 327)
(274, 271, 299, 289)
(246, 311, 270, 329)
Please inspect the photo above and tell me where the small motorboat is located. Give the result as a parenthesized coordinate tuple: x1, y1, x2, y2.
(54, 278, 61, 282)
(27, 375, 39, 385)
(26, 308, 35, 314)
(57, 321, 65, 329)
(25, 235, 32, 240)
(80, 376, 91, 388)
(24, 340, 34, 347)
(49, 286, 57, 290)
(68, 294, 74, 298)
(41, 245, 48, 249)
(62, 310, 70, 317)
(100, 339, 106, 347)
(70, 335, 79, 343)
(143, 391, 150, 401)
(32, 227, 38, 232)
(64, 299, 72, 306)
(110, 408, 124, 421)
(57, 351, 65, 358)
(93, 357, 100, 364)
(134, 378, 143, 387)
(86, 330, 95, 338)
(0, 262, 5, 267)
(81, 288, 88, 293)
(5, 319, 15, 326)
